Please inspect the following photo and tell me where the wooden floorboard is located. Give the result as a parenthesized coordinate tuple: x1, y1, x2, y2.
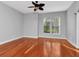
(0, 37, 78, 57)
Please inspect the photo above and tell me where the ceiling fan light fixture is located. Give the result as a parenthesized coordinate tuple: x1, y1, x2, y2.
(28, 1, 45, 11)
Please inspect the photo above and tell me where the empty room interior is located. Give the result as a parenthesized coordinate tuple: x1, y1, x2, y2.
(0, 1, 79, 57)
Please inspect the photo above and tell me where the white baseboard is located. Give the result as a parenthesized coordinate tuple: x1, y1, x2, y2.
(23, 36, 67, 39)
(39, 36, 78, 48)
(0, 35, 78, 49)
(39, 36, 67, 39)
(66, 39, 78, 48)
(0, 36, 23, 45)
(0, 36, 66, 45)
(23, 36, 38, 38)
(0, 36, 38, 45)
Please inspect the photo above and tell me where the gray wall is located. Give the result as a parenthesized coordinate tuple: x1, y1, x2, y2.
(67, 1, 79, 45)
(23, 13, 38, 38)
(0, 1, 78, 45)
(0, 2, 24, 43)
(38, 11, 67, 38)
(23, 12, 67, 38)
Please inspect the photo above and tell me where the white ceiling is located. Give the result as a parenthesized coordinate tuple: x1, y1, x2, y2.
(2, 1, 74, 14)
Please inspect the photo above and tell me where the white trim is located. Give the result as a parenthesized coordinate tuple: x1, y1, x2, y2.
(66, 39, 78, 48)
(23, 35, 38, 38)
(39, 36, 79, 48)
(0, 35, 78, 49)
(59, 16, 61, 35)
(0, 36, 23, 45)
(0, 36, 66, 45)
(76, 12, 79, 48)
(0, 36, 38, 45)
(39, 36, 67, 39)
(23, 35, 66, 39)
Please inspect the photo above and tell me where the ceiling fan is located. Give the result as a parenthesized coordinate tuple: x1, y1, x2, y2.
(28, 1, 45, 11)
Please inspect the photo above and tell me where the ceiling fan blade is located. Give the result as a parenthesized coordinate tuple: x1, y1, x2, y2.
(28, 6, 34, 8)
(32, 1, 38, 7)
(39, 3, 45, 7)
(32, 1, 36, 5)
(35, 1, 38, 3)
(39, 7, 44, 10)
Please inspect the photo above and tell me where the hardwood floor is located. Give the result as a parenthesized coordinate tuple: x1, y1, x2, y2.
(0, 37, 79, 57)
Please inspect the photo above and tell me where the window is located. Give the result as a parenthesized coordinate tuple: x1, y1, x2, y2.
(44, 17, 61, 34)
(44, 18, 50, 33)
